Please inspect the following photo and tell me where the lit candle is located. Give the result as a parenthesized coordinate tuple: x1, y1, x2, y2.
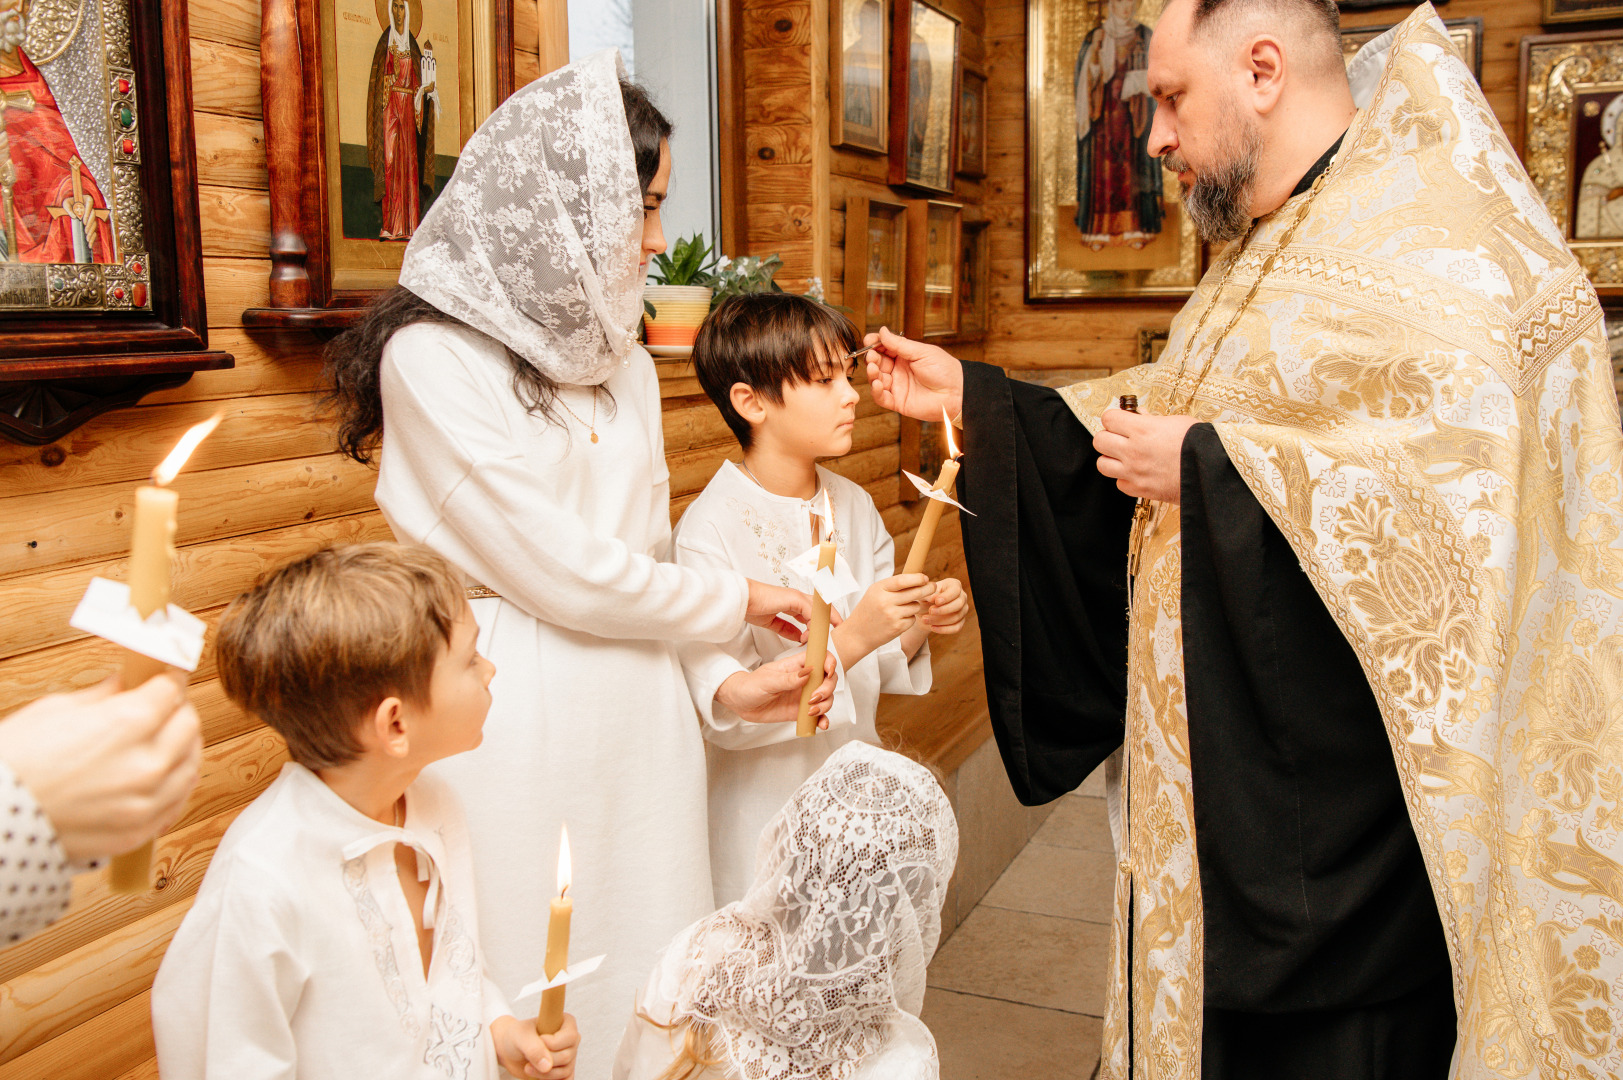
(901, 410, 962, 576)
(108, 413, 222, 895)
(795, 490, 836, 738)
(537, 824, 572, 1036)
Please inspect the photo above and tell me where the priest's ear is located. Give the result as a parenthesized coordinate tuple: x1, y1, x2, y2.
(1241, 32, 1287, 116)
(730, 382, 770, 427)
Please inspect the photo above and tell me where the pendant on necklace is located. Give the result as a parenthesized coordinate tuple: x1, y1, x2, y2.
(591, 432, 599, 443)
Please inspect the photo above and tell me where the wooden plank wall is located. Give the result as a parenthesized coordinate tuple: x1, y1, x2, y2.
(982, 0, 1547, 376)
(0, 2, 541, 1075)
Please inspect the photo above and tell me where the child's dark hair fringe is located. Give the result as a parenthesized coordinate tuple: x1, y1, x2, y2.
(691, 292, 861, 450)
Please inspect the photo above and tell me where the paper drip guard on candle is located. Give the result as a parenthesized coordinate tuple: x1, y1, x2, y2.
(516, 953, 607, 1000)
(69, 579, 208, 672)
(784, 544, 863, 606)
(901, 470, 976, 516)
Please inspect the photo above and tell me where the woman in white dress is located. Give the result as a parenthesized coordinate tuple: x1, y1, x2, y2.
(612, 742, 957, 1080)
(327, 53, 834, 1079)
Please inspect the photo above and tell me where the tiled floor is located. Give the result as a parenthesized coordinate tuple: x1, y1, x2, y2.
(923, 779, 1112, 1079)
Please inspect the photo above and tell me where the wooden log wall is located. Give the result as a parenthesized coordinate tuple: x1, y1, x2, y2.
(0, 1, 538, 1074)
(982, 0, 1549, 376)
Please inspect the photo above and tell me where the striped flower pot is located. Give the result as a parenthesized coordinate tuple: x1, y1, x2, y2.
(643, 284, 714, 349)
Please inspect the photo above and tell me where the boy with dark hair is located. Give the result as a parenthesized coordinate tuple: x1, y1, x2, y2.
(677, 292, 969, 905)
(153, 542, 579, 1080)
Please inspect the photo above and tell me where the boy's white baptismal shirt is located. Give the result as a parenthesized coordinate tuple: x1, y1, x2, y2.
(153, 763, 513, 1080)
(674, 461, 931, 904)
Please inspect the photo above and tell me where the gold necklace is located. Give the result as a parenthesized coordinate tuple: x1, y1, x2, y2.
(1163, 167, 1330, 415)
(557, 385, 600, 443)
(1126, 169, 1330, 587)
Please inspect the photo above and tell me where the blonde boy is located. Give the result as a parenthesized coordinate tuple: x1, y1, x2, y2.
(676, 293, 969, 905)
(153, 543, 579, 1080)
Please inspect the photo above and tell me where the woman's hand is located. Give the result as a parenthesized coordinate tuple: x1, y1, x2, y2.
(864, 326, 965, 423)
(715, 651, 839, 728)
(746, 580, 821, 641)
(921, 576, 968, 634)
(0, 673, 203, 860)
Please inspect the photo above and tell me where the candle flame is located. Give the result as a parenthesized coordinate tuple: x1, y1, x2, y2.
(152, 413, 224, 486)
(557, 823, 571, 898)
(942, 408, 960, 459)
(817, 488, 836, 542)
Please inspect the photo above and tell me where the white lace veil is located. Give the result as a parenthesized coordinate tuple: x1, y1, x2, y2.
(397, 49, 644, 386)
(672, 742, 958, 1080)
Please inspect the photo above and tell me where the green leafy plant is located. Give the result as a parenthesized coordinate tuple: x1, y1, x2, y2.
(708, 254, 784, 309)
(647, 234, 718, 287)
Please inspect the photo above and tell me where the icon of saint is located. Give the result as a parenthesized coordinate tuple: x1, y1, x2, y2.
(843, 0, 883, 134)
(366, 0, 439, 241)
(1073, 0, 1163, 249)
(1577, 94, 1623, 240)
(0, 0, 116, 264)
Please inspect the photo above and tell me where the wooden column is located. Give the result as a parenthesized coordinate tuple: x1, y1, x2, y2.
(259, 0, 309, 309)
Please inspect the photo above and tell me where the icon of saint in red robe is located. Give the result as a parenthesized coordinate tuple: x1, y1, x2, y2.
(365, 0, 438, 240)
(0, 40, 116, 264)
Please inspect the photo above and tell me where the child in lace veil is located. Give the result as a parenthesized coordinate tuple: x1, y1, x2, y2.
(611, 742, 958, 1080)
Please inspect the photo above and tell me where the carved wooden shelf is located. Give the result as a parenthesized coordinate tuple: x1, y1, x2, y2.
(241, 307, 366, 332)
(0, 351, 233, 446)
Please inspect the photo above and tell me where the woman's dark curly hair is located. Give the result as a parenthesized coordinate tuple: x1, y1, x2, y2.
(326, 79, 673, 465)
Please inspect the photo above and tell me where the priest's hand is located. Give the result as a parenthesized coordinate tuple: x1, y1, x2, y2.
(715, 652, 838, 729)
(864, 326, 965, 423)
(1093, 409, 1200, 503)
(745, 579, 821, 641)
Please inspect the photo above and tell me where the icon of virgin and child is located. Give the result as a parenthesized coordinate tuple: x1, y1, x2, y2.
(1073, 0, 1164, 250)
(0, 0, 117, 264)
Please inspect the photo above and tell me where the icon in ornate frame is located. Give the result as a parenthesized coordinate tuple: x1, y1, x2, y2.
(0, 0, 231, 445)
(889, 0, 959, 193)
(1025, 0, 1203, 301)
(1521, 30, 1623, 296)
(832, 0, 890, 154)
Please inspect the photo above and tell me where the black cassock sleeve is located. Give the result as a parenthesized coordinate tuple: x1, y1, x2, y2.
(956, 361, 1136, 805)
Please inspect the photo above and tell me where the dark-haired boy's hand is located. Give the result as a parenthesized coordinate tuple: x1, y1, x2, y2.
(832, 574, 934, 668)
(920, 577, 968, 635)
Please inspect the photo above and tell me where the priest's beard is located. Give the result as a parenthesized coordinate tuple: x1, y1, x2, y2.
(1164, 104, 1264, 243)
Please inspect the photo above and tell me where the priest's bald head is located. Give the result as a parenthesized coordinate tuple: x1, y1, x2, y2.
(1146, 0, 1357, 240)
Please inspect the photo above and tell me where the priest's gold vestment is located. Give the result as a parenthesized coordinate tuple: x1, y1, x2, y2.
(1062, 7, 1623, 1077)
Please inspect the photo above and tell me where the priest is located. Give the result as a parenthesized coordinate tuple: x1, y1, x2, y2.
(866, 2, 1623, 1077)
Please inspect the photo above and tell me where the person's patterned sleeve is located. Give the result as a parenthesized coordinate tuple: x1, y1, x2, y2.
(0, 760, 78, 945)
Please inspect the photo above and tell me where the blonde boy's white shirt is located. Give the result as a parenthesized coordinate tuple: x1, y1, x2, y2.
(152, 763, 512, 1080)
(674, 461, 931, 904)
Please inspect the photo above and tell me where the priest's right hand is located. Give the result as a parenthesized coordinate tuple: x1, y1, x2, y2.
(864, 326, 965, 423)
(714, 653, 838, 728)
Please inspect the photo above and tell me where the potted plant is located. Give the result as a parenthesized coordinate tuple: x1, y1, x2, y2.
(643, 234, 717, 355)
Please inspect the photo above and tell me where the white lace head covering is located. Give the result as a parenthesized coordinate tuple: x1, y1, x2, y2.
(672, 742, 958, 1080)
(398, 49, 644, 386)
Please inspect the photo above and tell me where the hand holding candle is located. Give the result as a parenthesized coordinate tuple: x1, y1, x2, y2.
(537, 824, 572, 1037)
(901, 410, 963, 577)
(109, 413, 222, 894)
(795, 491, 837, 738)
